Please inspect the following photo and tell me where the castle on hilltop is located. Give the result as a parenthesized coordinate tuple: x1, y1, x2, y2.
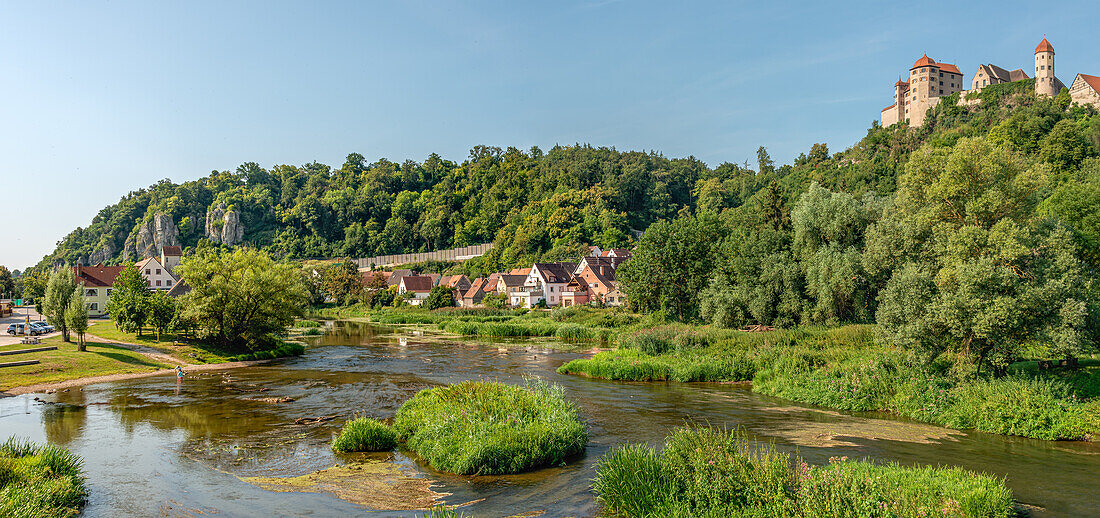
(881, 38, 1100, 128)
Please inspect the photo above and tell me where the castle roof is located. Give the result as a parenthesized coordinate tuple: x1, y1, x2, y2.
(977, 64, 1029, 83)
(894, 79, 909, 88)
(881, 104, 896, 112)
(910, 54, 961, 74)
(1075, 73, 1100, 94)
(1035, 38, 1054, 54)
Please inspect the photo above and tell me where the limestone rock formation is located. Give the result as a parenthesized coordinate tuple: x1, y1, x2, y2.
(205, 202, 244, 246)
(88, 240, 116, 265)
(123, 212, 181, 260)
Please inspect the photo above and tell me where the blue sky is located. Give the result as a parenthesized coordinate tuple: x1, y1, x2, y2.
(2, 0, 1099, 270)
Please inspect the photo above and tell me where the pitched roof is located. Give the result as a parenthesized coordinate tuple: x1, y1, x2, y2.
(936, 63, 961, 74)
(1076, 73, 1100, 94)
(161, 246, 182, 256)
(894, 79, 909, 88)
(881, 104, 896, 112)
(464, 278, 488, 300)
(498, 274, 527, 288)
(532, 263, 574, 284)
(74, 264, 125, 288)
(387, 269, 413, 286)
(400, 275, 434, 293)
(978, 64, 1029, 83)
(134, 257, 159, 270)
(509, 267, 530, 276)
(167, 279, 191, 298)
(1035, 38, 1054, 54)
(361, 270, 391, 286)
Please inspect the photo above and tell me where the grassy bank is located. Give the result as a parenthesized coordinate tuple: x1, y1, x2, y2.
(393, 380, 588, 475)
(594, 426, 1015, 518)
(87, 320, 306, 364)
(0, 336, 170, 391)
(559, 325, 1100, 441)
(0, 437, 87, 517)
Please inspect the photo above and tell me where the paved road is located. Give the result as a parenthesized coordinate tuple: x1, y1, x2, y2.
(0, 306, 57, 347)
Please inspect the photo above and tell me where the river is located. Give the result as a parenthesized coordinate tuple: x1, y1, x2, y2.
(2, 321, 1098, 517)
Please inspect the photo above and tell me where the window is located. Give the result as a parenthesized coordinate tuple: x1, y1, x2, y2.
(106, 288, 112, 296)
(85, 288, 98, 297)
(88, 302, 99, 311)
(145, 269, 151, 274)
(167, 280, 173, 286)
(156, 269, 161, 275)
(156, 280, 162, 286)
(940, 89, 943, 94)
(147, 280, 151, 286)
(940, 81, 943, 85)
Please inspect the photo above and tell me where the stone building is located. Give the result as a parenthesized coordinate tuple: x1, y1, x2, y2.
(881, 54, 963, 128)
(970, 64, 1029, 94)
(1069, 73, 1100, 109)
(1033, 38, 1065, 97)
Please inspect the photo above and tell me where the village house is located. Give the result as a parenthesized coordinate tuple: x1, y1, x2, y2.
(135, 255, 178, 291)
(73, 264, 125, 317)
(397, 275, 434, 305)
(387, 269, 414, 287)
(462, 278, 491, 307)
(560, 276, 590, 307)
(523, 263, 576, 307)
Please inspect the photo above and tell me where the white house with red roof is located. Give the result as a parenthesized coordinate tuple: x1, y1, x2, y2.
(1070, 73, 1100, 110)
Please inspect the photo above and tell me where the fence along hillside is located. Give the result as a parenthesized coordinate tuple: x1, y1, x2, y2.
(356, 243, 493, 269)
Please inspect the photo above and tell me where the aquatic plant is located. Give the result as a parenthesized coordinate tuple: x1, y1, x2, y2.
(594, 426, 1015, 518)
(415, 505, 467, 517)
(0, 436, 87, 518)
(331, 417, 398, 453)
(393, 380, 587, 475)
(553, 323, 608, 342)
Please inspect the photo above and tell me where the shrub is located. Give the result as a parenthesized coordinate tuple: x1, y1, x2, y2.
(554, 323, 607, 342)
(594, 426, 1015, 518)
(0, 437, 86, 518)
(331, 417, 398, 453)
(394, 380, 587, 475)
(294, 320, 321, 328)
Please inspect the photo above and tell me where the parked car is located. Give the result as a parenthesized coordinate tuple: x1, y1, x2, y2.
(6, 323, 41, 336)
(30, 322, 55, 334)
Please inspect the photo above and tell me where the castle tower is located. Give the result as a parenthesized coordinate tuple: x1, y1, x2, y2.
(1035, 38, 1056, 96)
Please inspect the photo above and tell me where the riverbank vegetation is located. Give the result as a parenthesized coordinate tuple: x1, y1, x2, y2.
(393, 380, 587, 475)
(0, 437, 87, 517)
(331, 417, 398, 453)
(594, 426, 1015, 518)
(559, 325, 1100, 441)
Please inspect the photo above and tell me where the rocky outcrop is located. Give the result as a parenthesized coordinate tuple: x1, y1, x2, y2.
(124, 212, 181, 260)
(205, 203, 244, 246)
(88, 240, 116, 265)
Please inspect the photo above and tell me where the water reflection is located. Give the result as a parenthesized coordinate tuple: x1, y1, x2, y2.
(0, 321, 1095, 517)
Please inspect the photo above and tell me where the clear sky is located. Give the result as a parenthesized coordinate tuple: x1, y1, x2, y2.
(2, 0, 1098, 270)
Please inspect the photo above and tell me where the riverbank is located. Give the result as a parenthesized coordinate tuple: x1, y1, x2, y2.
(3, 357, 275, 396)
(322, 306, 1100, 442)
(558, 324, 1100, 442)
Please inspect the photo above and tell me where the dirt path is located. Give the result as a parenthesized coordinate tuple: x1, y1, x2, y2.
(3, 359, 274, 396)
(84, 332, 191, 366)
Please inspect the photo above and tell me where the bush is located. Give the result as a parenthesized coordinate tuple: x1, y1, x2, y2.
(0, 437, 86, 518)
(331, 417, 398, 453)
(554, 323, 607, 342)
(594, 426, 1015, 518)
(294, 320, 321, 328)
(393, 380, 587, 475)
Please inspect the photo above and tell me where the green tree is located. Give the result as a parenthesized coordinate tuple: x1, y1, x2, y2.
(323, 258, 363, 306)
(147, 291, 177, 341)
(177, 248, 307, 350)
(0, 266, 14, 297)
(482, 291, 508, 309)
(65, 285, 89, 351)
(618, 215, 720, 321)
(870, 138, 1088, 374)
(423, 285, 456, 310)
(43, 266, 77, 342)
(107, 264, 150, 336)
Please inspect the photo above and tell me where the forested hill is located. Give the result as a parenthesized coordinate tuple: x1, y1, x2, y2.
(37, 79, 1100, 278)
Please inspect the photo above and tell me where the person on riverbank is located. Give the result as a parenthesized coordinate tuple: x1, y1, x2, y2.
(176, 365, 185, 379)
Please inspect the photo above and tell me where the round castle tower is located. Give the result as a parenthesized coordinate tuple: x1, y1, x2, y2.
(1035, 38, 1056, 97)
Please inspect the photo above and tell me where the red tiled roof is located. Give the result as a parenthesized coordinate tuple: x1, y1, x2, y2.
(1035, 38, 1054, 54)
(509, 267, 530, 276)
(881, 104, 896, 112)
(909, 54, 960, 75)
(400, 275, 434, 293)
(1077, 73, 1100, 94)
(74, 265, 125, 288)
(464, 278, 487, 299)
(911, 54, 935, 69)
(894, 79, 909, 88)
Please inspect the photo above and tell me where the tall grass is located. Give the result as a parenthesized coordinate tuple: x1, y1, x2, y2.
(560, 325, 1100, 441)
(0, 436, 87, 518)
(393, 380, 587, 475)
(331, 417, 398, 453)
(594, 426, 1015, 518)
(441, 320, 559, 338)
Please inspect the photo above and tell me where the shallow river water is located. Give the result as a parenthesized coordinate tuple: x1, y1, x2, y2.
(2, 322, 1098, 517)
